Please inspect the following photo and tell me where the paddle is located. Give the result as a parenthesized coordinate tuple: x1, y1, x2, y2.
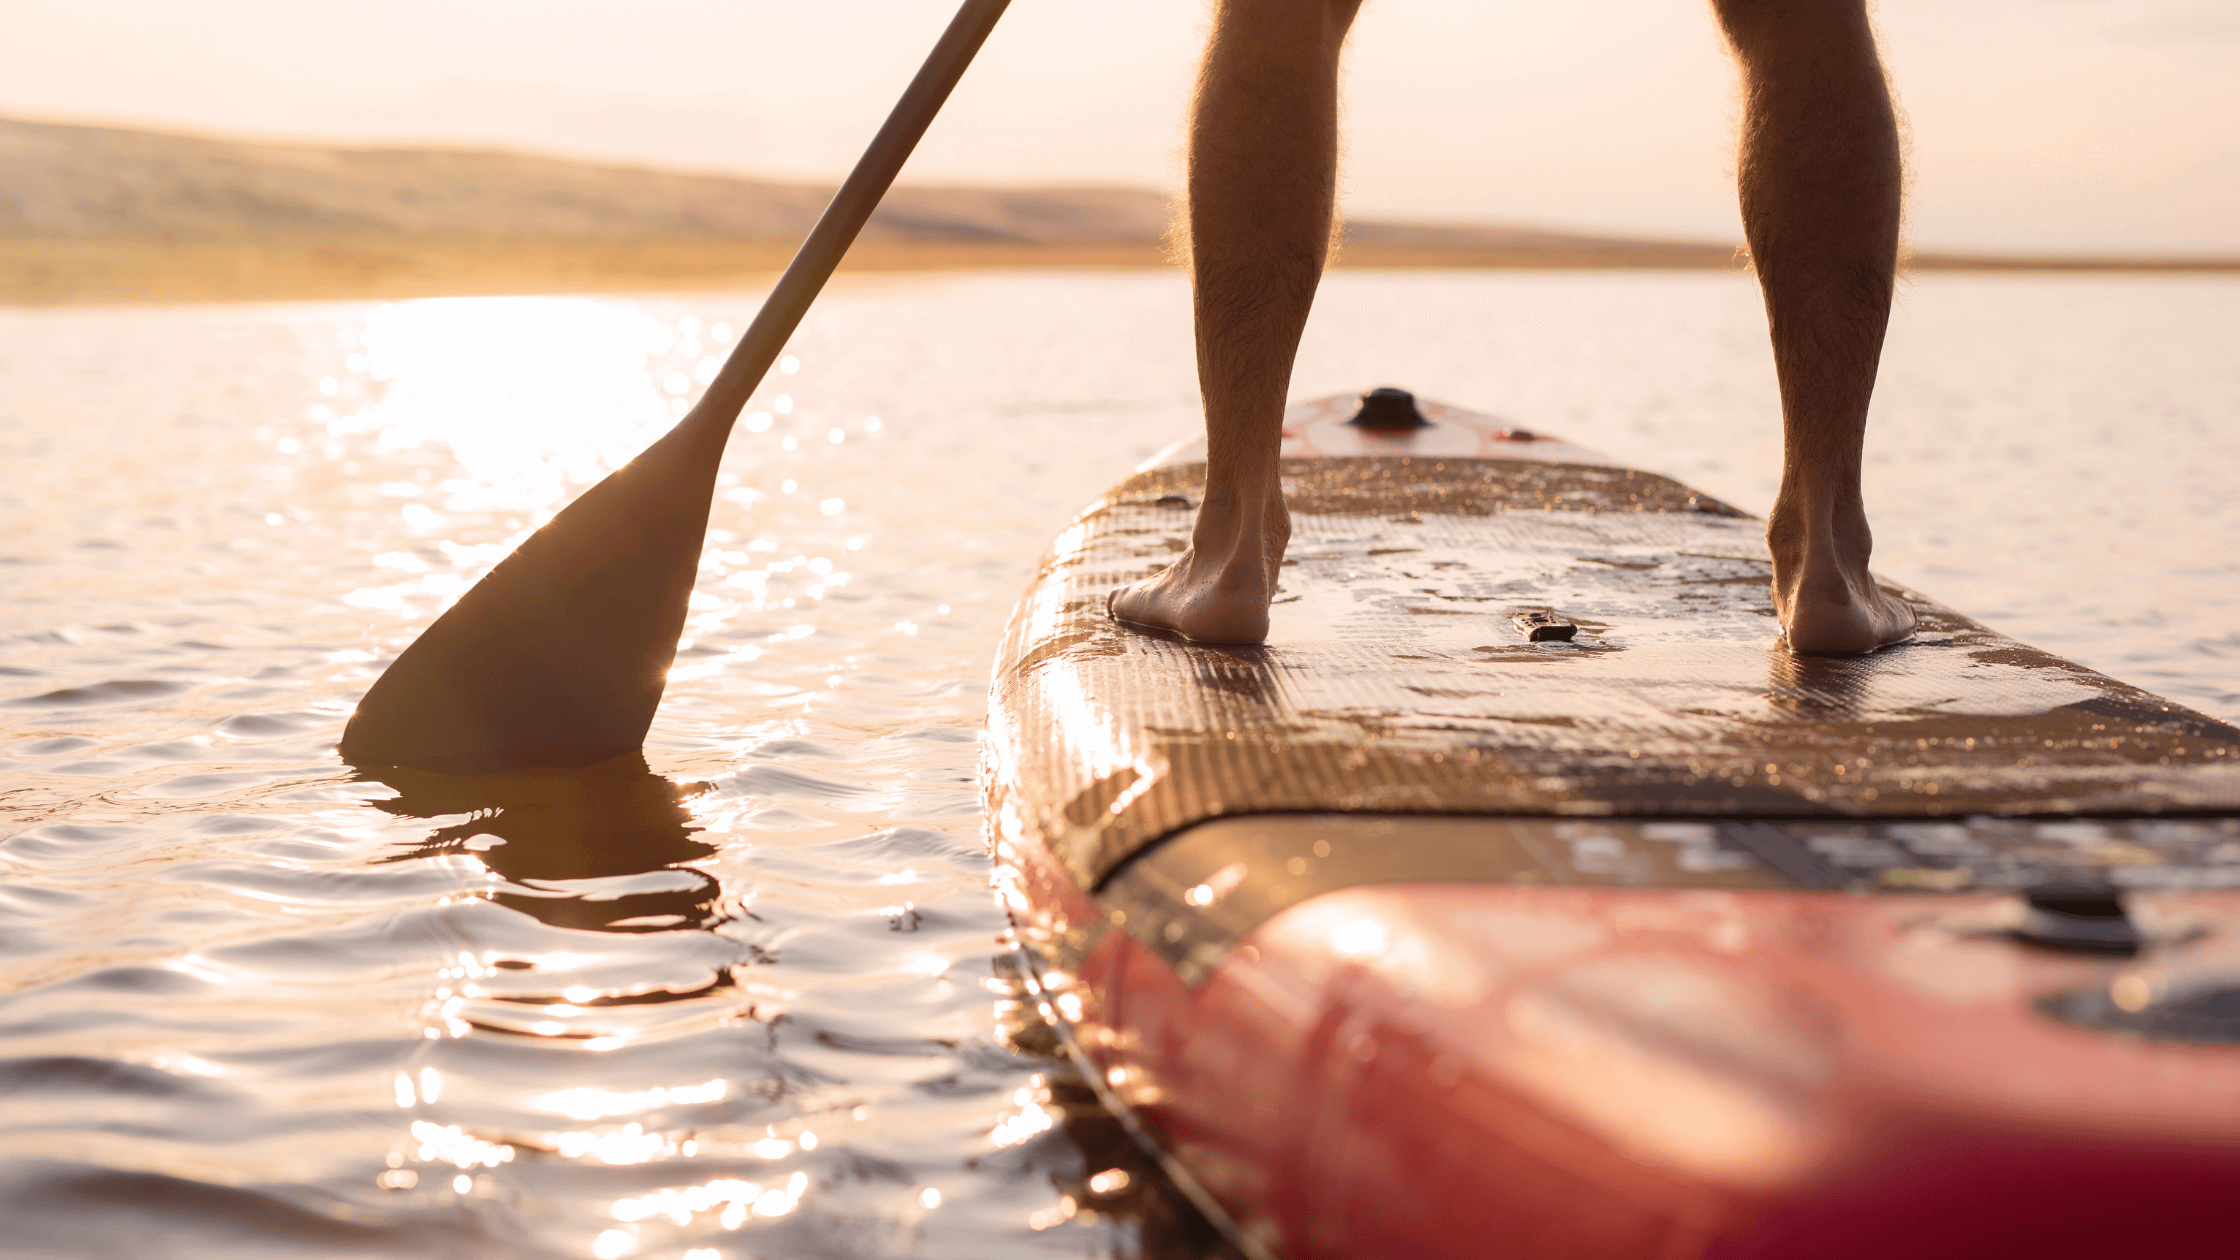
(339, 0, 1011, 774)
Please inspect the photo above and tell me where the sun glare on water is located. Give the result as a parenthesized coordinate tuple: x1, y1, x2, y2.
(330, 296, 713, 619)
(344, 297, 683, 512)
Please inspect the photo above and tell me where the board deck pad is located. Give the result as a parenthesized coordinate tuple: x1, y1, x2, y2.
(986, 401, 2240, 891)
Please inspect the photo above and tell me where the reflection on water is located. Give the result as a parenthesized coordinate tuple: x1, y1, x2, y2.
(1763, 644, 1879, 723)
(350, 297, 688, 513)
(368, 756, 720, 936)
(1, 272, 2237, 1257)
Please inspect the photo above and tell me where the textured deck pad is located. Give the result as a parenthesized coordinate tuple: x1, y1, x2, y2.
(986, 455, 2240, 888)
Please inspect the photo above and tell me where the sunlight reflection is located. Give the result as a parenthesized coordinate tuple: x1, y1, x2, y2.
(335, 297, 677, 515)
(990, 1076, 1056, 1149)
(1039, 672, 1162, 850)
(169, 954, 232, 987)
(1027, 1191, 1081, 1230)
(150, 1054, 224, 1078)
(410, 1119, 514, 1169)
(612, 1173, 807, 1225)
(668, 645, 764, 683)
(1330, 918, 1389, 960)
(538, 1080, 728, 1121)
(554, 1123, 676, 1165)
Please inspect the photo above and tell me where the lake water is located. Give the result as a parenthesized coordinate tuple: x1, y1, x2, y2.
(2, 270, 2237, 1258)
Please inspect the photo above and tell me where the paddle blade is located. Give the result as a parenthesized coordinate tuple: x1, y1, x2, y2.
(338, 411, 728, 773)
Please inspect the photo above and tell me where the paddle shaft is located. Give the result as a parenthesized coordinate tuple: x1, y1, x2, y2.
(338, 0, 1010, 772)
(696, 0, 1011, 424)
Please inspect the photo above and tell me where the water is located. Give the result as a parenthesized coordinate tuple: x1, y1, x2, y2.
(2, 271, 2237, 1258)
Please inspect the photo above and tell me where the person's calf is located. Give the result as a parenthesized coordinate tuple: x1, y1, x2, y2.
(1711, 0, 1876, 66)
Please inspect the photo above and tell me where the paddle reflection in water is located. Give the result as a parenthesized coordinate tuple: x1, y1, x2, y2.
(339, 750, 1239, 1255)
(367, 755, 723, 938)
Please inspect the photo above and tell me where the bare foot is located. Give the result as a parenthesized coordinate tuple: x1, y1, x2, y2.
(1108, 487, 1289, 644)
(1767, 493, 1916, 654)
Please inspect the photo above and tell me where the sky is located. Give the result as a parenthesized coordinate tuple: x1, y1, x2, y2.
(6, 0, 2237, 254)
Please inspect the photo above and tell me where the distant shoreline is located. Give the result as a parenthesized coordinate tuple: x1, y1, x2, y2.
(5, 238, 2236, 307)
(9, 116, 2233, 306)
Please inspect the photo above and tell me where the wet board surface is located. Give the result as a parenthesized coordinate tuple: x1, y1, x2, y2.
(985, 395, 2240, 894)
(985, 394, 2240, 1259)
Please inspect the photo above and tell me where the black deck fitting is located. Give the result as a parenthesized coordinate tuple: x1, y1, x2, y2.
(1510, 610, 1578, 642)
(1346, 387, 1430, 430)
(2012, 885, 2141, 956)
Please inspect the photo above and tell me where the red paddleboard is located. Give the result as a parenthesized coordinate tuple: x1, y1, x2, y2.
(984, 390, 2240, 1259)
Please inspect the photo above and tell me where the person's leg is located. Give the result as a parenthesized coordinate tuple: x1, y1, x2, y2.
(1715, 0, 1918, 654)
(1108, 0, 1362, 644)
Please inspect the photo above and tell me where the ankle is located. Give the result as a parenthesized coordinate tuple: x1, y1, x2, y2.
(1770, 475, 1867, 530)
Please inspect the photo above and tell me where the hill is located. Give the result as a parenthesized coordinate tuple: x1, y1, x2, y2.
(0, 116, 1178, 246)
(1, 116, 2225, 304)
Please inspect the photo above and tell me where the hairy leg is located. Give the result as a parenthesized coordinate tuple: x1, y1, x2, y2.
(1716, 0, 1918, 654)
(1108, 0, 1362, 644)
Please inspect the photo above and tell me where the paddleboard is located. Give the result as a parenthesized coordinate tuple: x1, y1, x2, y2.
(984, 391, 2240, 1259)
